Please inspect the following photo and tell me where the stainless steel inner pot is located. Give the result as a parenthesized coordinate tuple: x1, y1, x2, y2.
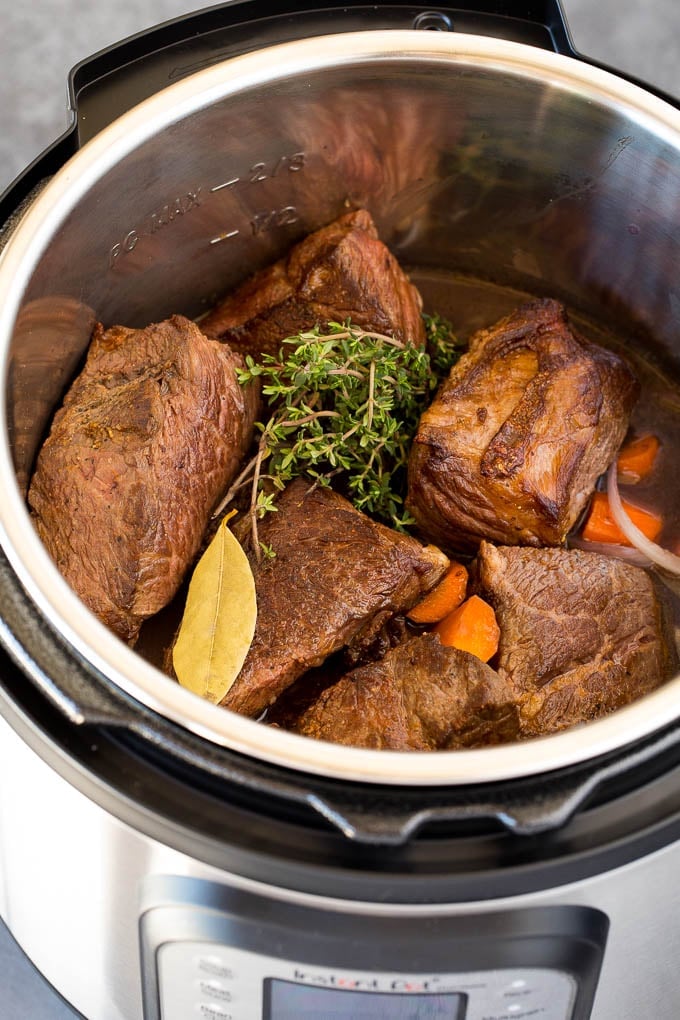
(1, 30, 680, 786)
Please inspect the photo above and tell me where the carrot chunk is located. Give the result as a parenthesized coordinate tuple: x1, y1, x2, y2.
(434, 594, 500, 663)
(582, 491, 662, 546)
(617, 434, 660, 483)
(407, 561, 469, 623)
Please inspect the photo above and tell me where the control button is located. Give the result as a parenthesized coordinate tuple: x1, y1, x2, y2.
(197, 1004, 232, 1020)
(482, 1012, 541, 1020)
(197, 979, 232, 1002)
(504, 977, 533, 999)
(195, 955, 233, 979)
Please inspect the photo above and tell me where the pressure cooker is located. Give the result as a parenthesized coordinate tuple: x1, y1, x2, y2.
(2, 2, 680, 1018)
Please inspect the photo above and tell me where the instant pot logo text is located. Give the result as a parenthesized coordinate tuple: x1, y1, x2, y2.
(108, 150, 306, 269)
(293, 969, 448, 992)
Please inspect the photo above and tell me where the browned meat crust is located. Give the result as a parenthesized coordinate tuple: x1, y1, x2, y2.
(407, 299, 639, 551)
(291, 542, 676, 747)
(28, 315, 258, 643)
(295, 633, 520, 750)
(200, 209, 425, 356)
(221, 479, 449, 718)
(474, 542, 677, 737)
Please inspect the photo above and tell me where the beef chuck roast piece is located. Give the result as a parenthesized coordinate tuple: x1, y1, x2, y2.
(408, 299, 639, 551)
(221, 478, 449, 718)
(200, 209, 425, 357)
(294, 542, 677, 749)
(28, 315, 258, 643)
(295, 633, 520, 750)
(474, 542, 678, 737)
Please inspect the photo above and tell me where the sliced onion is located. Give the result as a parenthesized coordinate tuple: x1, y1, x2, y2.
(607, 463, 680, 576)
(617, 468, 643, 486)
(566, 533, 651, 567)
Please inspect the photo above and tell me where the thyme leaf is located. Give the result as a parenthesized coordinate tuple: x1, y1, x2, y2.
(220, 315, 460, 554)
(424, 312, 465, 377)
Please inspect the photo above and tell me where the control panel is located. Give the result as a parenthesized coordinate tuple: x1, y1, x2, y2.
(156, 940, 576, 1019)
(139, 877, 608, 1020)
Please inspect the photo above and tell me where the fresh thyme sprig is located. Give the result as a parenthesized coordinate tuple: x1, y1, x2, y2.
(424, 312, 465, 377)
(218, 316, 460, 557)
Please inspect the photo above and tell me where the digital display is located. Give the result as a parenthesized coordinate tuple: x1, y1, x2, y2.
(263, 978, 466, 1019)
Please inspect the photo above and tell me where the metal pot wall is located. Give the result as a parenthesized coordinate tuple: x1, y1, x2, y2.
(1, 4, 680, 796)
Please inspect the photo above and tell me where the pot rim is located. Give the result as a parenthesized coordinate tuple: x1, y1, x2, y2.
(1, 29, 680, 786)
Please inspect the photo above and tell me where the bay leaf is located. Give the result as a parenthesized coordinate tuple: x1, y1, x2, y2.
(173, 518, 257, 703)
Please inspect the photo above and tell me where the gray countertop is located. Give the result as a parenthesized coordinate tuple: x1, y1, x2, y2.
(1, 1, 679, 1017)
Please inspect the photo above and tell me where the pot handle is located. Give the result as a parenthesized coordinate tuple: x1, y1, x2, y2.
(303, 721, 680, 844)
(67, 1, 579, 150)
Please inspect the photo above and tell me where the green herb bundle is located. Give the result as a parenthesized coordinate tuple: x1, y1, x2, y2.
(219, 316, 460, 556)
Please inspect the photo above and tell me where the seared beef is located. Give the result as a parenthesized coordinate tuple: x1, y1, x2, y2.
(474, 542, 677, 736)
(200, 209, 425, 357)
(222, 479, 449, 717)
(292, 542, 677, 747)
(28, 315, 258, 643)
(408, 299, 639, 551)
(343, 614, 411, 668)
(295, 633, 520, 750)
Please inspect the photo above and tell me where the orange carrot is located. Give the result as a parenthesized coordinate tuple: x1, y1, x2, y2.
(617, 434, 660, 483)
(582, 491, 662, 546)
(408, 562, 469, 624)
(434, 594, 500, 663)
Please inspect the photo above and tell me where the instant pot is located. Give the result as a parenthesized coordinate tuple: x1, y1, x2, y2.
(2, 2, 680, 1018)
